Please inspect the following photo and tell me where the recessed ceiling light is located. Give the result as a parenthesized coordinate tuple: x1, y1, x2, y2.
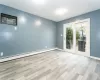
(32, 0, 46, 5)
(55, 8, 68, 16)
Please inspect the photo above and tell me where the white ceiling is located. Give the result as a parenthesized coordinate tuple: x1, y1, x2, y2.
(0, 0, 100, 22)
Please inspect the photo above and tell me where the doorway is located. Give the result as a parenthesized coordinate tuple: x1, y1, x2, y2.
(63, 19, 90, 56)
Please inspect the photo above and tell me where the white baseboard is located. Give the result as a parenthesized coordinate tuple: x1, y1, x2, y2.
(56, 48, 64, 51)
(89, 56, 100, 61)
(0, 48, 57, 63)
(56, 48, 100, 61)
(1, 48, 99, 63)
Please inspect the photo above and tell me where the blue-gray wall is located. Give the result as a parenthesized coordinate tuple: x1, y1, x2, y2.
(1, 4, 100, 59)
(0, 4, 56, 58)
(57, 9, 100, 58)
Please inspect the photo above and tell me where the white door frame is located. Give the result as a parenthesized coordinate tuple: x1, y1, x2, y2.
(63, 18, 90, 56)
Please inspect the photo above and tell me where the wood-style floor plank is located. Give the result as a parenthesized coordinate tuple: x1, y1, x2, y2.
(0, 50, 100, 80)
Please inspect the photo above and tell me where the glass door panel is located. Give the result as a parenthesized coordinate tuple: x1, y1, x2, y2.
(74, 20, 90, 56)
(63, 19, 90, 56)
(64, 23, 75, 53)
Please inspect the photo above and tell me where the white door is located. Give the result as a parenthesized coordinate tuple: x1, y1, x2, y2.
(63, 19, 90, 56)
(74, 19, 90, 56)
(63, 22, 75, 53)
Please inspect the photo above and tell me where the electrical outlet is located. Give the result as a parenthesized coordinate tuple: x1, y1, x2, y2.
(0, 52, 3, 56)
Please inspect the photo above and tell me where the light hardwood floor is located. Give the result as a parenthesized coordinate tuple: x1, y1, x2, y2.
(0, 50, 100, 80)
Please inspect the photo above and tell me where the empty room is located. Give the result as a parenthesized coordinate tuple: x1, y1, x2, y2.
(0, 0, 100, 80)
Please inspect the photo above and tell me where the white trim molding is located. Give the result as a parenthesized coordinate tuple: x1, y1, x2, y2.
(90, 56, 100, 61)
(0, 48, 100, 63)
(57, 48, 100, 61)
(0, 48, 57, 63)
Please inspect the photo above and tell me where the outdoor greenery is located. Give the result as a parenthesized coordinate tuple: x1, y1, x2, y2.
(76, 30, 80, 45)
(66, 27, 73, 49)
